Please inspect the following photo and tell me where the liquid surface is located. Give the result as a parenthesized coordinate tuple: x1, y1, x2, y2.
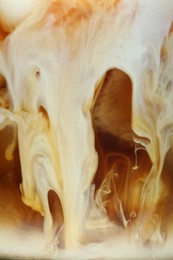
(0, 0, 173, 258)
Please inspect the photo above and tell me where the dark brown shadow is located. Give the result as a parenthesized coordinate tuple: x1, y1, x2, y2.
(92, 68, 151, 226)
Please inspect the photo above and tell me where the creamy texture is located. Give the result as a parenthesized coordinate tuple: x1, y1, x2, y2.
(0, 0, 173, 258)
(0, 0, 36, 32)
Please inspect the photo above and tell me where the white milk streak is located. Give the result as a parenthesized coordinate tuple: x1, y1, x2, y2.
(0, 0, 172, 258)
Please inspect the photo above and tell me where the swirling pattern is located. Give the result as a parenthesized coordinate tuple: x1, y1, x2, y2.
(0, 0, 172, 258)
